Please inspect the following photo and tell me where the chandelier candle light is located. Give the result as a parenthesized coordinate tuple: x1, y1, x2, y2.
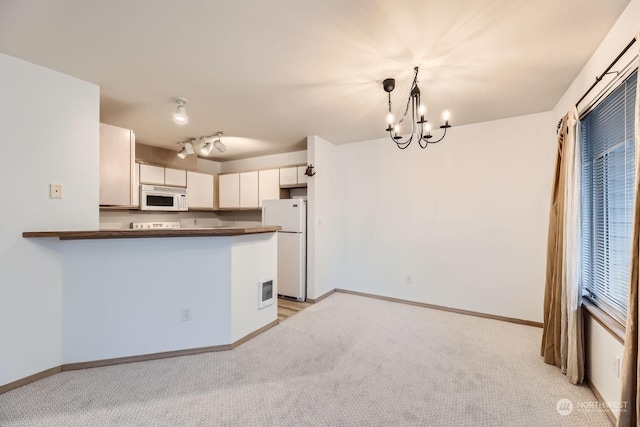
(383, 67, 451, 149)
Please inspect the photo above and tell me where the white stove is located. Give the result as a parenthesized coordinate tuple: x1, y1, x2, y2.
(130, 221, 181, 230)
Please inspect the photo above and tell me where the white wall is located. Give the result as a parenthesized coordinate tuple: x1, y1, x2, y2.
(220, 150, 307, 173)
(197, 158, 222, 174)
(336, 112, 555, 322)
(584, 316, 624, 418)
(0, 53, 99, 386)
(61, 237, 233, 362)
(307, 136, 346, 299)
(60, 233, 277, 363)
(553, 0, 640, 120)
(551, 0, 640, 414)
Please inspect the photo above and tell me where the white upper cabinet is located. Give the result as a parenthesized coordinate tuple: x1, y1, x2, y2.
(258, 169, 280, 207)
(297, 166, 308, 185)
(279, 167, 297, 187)
(218, 165, 306, 210)
(99, 123, 136, 206)
(140, 164, 187, 187)
(219, 173, 240, 208)
(187, 171, 214, 209)
(139, 164, 165, 185)
(279, 165, 308, 187)
(165, 168, 187, 187)
(240, 171, 259, 208)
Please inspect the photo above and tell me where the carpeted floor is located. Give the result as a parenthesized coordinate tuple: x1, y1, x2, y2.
(0, 293, 611, 426)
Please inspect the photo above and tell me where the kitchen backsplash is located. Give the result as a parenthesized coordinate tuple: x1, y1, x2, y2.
(99, 210, 262, 230)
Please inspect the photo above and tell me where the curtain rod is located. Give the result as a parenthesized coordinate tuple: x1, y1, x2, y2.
(575, 37, 637, 107)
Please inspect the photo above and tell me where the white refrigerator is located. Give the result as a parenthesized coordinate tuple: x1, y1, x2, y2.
(262, 198, 306, 301)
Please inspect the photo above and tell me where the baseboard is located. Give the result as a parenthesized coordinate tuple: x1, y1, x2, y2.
(231, 319, 280, 348)
(1, 319, 280, 394)
(585, 377, 616, 426)
(307, 288, 336, 304)
(61, 343, 233, 371)
(335, 289, 543, 328)
(63, 319, 280, 371)
(0, 366, 61, 395)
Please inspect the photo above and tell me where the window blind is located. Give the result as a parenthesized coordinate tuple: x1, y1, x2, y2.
(580, 70, 637, 325)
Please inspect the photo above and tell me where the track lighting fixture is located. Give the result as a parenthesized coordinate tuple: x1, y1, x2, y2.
(173, 97, 189, 124)
(176, 132, 225, 158)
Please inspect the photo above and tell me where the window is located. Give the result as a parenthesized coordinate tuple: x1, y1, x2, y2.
(581, 70, 637, 325)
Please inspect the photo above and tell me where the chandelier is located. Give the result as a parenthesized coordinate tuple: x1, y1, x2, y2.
(383, 67, 451, 149)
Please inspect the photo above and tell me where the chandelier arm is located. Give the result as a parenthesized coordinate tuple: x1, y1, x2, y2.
(389, 130, 414, 148)
(423, 127, 448, 144)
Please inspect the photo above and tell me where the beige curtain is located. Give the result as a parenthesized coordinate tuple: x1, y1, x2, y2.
(541, 108, 584, 384)
(618, 38, 640, 427)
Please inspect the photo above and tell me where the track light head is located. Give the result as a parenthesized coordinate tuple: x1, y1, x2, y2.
(214, 138, 226, 153)
(176, 140, 196, 159)
(200, 138, 214, 155)
(184, 140, 195, 155)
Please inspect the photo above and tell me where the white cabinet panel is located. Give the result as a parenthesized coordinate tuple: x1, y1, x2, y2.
(165, 168, 187, 187)
(240, 171, 259, 208)
(132, 163, 140, 206)
(219, 173, 240, 208)
(99, 123, 135, 206)
(297, 166, 308, 185)
(279, 167, 297, 186)
(139, 164, 165, 185)
(187, 171, 214, 209)
(259, 169, 280, 207)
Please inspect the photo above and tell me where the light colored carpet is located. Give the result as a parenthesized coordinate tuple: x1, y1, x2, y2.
(0, 293, 611, 426)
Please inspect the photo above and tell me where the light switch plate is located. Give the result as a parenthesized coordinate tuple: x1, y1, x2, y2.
(50, 184, 62, 199)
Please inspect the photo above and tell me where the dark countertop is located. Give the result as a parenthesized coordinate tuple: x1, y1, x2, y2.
(22, 226, 281, 241)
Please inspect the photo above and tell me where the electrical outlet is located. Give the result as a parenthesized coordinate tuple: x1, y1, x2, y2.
(613, 354, 621, 378)
(181, 308, 192, 322)
(406, 275, 412, 284)
(49, 184, 63, 199)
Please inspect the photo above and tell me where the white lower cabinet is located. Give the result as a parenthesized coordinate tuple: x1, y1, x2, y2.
(187, 171, 214, 209)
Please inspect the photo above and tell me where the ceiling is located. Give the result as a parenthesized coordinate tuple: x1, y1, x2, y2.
(0, 0, 630, 161)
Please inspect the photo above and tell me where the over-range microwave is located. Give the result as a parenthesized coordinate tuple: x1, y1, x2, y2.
(140, 184, 188, 211)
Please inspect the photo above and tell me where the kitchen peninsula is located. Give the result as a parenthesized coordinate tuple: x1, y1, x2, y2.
(22, 227, 280, 368)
